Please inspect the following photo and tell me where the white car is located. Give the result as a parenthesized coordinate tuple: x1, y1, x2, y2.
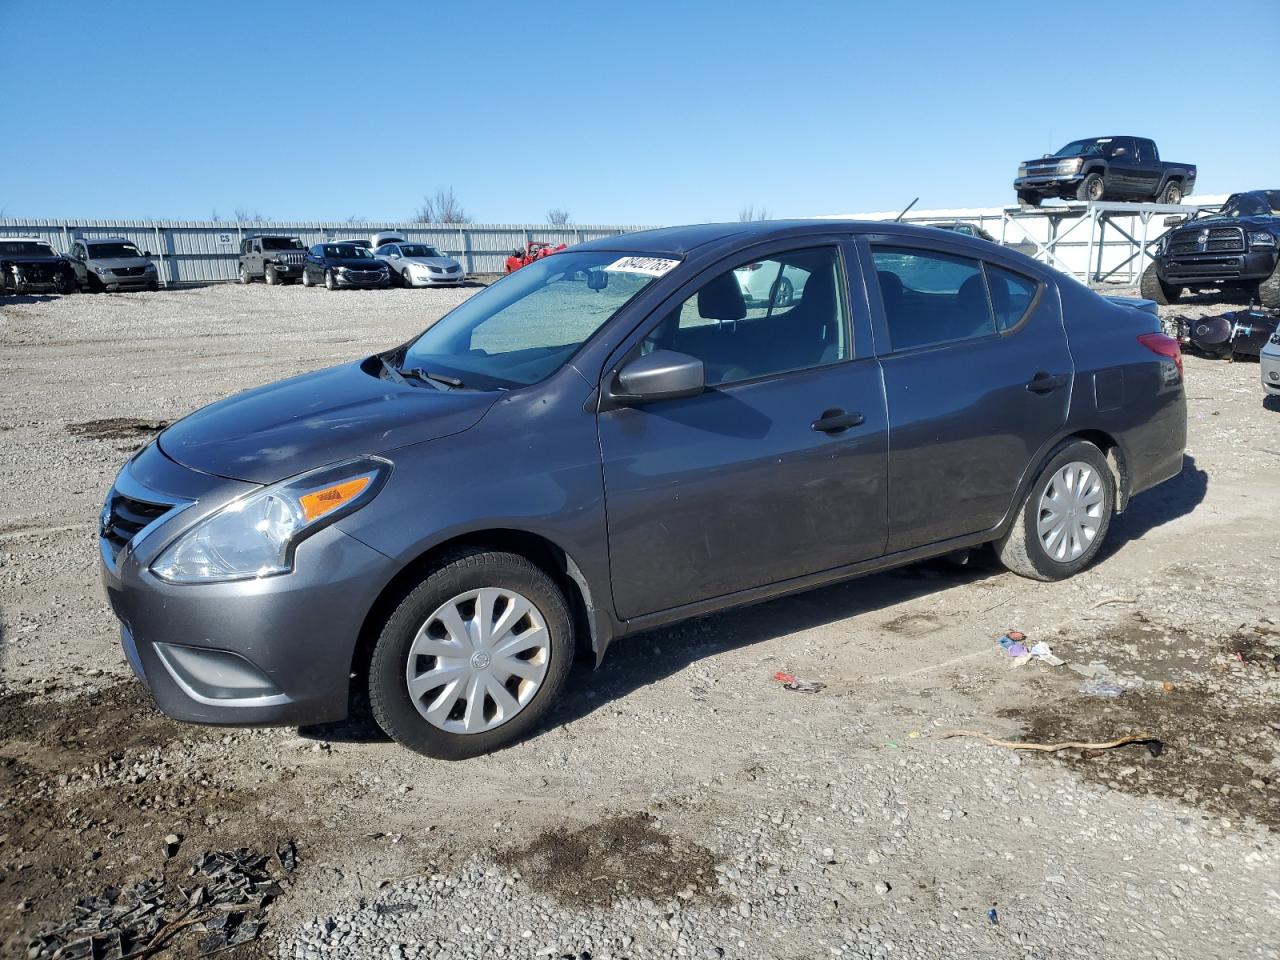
(733, 259, 808, 307)
(1262, 328, 1280, 401)
(375, 241, 468, 288)
(370, 231, 407, 249)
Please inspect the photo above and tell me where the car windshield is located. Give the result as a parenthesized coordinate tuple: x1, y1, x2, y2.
(262, 237, 303, 250)
(0, 241, 57, 257)
(401, 251, 666, 389)
(88, 242, 142, 258)
(400, 244, 441, 258)
(1053, 139, 1108, 158)
(1216, 193, 1280, 218)
(324, 244, 372, 258)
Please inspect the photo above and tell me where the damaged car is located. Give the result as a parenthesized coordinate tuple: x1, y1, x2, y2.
(0, 237, 79, 295)
(99, 220, 1187, 759)
(1142, 190, 1280, 308)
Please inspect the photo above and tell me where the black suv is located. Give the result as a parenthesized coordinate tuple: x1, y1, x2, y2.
(1015, 137, 1195, 206)
(301, 243, 390, 290)
(1141, 190, 1280, 308)
(238, 235, 307, 285)
(0, 237, 78, 295)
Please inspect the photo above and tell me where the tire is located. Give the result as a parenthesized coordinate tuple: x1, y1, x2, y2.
(301, 268, 313, 288)
(238, 263, 251, 285)
(1140, 262, 1181, 305)
(1258, 262, 1280, 310)
(996, 440, 1114, 582)
(1076, 173, 1105, 203)
(146, 278, 159, 292)
(264, 264, 279, 285)
(324, 269, 337, 291)
(1017, 190, 1041, 208)
(1160, 180, 1183, 205)
(87, 273, 104, 293)
(54, 271, 77, 295)
(368, 549, 575, 759)
(774, 276, 794, 308)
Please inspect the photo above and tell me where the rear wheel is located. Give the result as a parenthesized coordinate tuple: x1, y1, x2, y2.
(368, 549, 575, 759)
(1258, 261, 1280, 310)
(996, 440, 1114, 581)
(238, 263, 251, 284)
(773, 276, 794, 307)
(1140, 262, 1182, 305)
(1077, 173, 1105, 203)
(1160, 180, 1184, 205)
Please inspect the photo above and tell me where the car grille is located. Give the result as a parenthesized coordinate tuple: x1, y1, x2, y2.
(112, 266, 147, 277)
(345, 269, 383, 282)
(1169, 226, 1245, 256)
(279, 252, 305, 265)
(1165, 256, 1245, 281)
(101, 489, 173, 558)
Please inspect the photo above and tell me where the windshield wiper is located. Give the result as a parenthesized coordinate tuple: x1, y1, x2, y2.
(399, 367, 465, 389)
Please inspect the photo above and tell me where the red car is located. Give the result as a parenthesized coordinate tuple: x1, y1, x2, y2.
(505, 241, 566, 273)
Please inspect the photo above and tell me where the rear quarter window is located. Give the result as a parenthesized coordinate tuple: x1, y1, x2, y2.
(984, 264, 1039, 332)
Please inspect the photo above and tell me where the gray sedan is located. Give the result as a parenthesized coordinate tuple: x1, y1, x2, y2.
(375, 242, 468, 287)
(99, 219, 1187, 759)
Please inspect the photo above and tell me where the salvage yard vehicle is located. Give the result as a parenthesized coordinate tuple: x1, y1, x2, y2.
(301, 243, 390, 290)
(1262, 329, 1280, 399)
(0, 237, 79, 294)
(1015, 137, 1195, 207)
(68, 237, 159, 292)
(505, 240, 566, 272)
(99, 220, 1187, 759)
(375, 241, 468, 287)
(238, 235, 307, 285)
(1141, 190, 1280, 308)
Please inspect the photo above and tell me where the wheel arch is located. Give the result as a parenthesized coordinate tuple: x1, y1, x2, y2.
(1000, 428, 1131, 541)
(346, 528, 609, 715)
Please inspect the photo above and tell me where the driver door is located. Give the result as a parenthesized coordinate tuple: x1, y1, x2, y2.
(598, 242, 889, 620)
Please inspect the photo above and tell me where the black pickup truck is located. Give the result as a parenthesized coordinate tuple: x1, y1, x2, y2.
(1141, 190, 1280, 308)
(1015, 137, 1196, 207)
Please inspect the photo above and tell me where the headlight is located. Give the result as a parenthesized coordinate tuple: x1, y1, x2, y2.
(1249, 232, 1276, 248)
(95, 265, 110, 274)
(151, 457, 390, 583)
(1017, 164, 1028, 177)
(1057, 158, 1083, 175)
(144, 262, 157, 271)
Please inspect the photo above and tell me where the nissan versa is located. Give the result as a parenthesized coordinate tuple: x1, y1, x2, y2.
(99, 221, 1187, 758)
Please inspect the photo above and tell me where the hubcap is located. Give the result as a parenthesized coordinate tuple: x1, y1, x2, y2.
(405, 587, 550, 735)
(1037, 461, 1105, 562)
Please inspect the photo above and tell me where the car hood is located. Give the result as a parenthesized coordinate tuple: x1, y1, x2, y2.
(1182, 214, 1278, 232)
(90, 256, 152, 269)
(326, 258, 384, 270)
(158, 360, 499, 484)
(407, 257, 463, 268)
(2, 253, 67, 265)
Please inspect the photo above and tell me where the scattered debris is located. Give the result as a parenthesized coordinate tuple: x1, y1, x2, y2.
(987, 906, 999, 925)
(773, 671, 824, 693)
(1091, 596, 1138, 609)
(27, 843, 295, 959)
(164, 833, 182, 859)
(1029, 642, 1065, 667)
(998, 631, 1064, 667)
(938, 729, 1161, 757)
(1079, 678, 1126, 698)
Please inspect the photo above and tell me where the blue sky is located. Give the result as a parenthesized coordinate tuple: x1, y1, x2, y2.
(2, 0, 1276, 224)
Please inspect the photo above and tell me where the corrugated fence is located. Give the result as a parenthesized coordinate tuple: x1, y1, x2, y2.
(0, 220, 654, 285)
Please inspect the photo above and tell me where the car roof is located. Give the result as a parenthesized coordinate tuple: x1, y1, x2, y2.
(573, 219, 992, 257)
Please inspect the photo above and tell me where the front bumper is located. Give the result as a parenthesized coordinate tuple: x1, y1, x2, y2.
(99, 444, 397, 726)
(1158, 251, 1277, 286)
(405, 271, 467, 287)
(266, 262, 304, 277)
(1014, 174, 1084, 192)
(101, 271, 158, 290)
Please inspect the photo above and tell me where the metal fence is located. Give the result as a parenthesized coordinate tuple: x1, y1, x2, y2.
(0, 220, 655, 285)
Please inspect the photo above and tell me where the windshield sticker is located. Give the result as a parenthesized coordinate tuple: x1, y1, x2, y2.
(604, 256, 680, 277)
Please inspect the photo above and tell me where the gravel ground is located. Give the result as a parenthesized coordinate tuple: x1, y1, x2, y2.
(1, 282, 1277, 960)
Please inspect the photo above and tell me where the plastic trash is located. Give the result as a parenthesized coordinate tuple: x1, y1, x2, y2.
(1029, 641, 1065, 667)
(997, 631, 1026, 649)
(987, 906, 999, 925)
(773, 671, 824, 693)
(1079, 678, 1125, 698)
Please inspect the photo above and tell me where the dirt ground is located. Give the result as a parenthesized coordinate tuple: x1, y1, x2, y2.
(1, 283, 1278, 959)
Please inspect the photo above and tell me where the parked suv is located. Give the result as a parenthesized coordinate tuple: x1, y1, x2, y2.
(68, 237, 159, 292)
(1141, 190, 1280, 308)
(238, 236, 307, 285)
(1015, 137, 1195, 207)
(301, 243, 390, 290)
(0, 237, 78, 294)
(99, 221, 1186, 759)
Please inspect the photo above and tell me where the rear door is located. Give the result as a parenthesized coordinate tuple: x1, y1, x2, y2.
(1106, 138, 1145, 198)
(598, 240, 889, 620)
(861, 237, 1072, 552)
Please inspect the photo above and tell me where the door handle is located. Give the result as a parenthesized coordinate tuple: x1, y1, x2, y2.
(1025, 372, 1068, 393)
(811, 409, 865, 433)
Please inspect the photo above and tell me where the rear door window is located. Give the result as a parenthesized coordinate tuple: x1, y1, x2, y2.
(871, 246, 995, 351)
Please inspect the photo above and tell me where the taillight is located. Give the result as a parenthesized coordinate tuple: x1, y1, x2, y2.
(1138, 332, 1183, 377)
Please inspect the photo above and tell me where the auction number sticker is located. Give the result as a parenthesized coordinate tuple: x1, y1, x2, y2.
(603, 256, 680, 277)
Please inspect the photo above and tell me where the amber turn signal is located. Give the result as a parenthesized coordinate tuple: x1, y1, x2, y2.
(299, 476, 373, 523)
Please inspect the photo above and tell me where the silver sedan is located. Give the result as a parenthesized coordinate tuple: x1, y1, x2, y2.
(1262, 329, 1280, 401)
(375, 242, 468, 288)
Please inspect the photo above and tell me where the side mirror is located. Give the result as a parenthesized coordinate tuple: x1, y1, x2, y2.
(586, 269, 609, 291)
(1041, 153, 1051, 159)
(1163, 215, 1187, 227)
(609, 350, 704, 406)
(143, 250, 152, 257)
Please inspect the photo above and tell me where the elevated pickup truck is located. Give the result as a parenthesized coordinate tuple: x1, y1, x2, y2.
(1015, 137, 1195, 207)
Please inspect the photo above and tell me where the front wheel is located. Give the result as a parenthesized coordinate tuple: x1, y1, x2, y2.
(54, 271, 78, 295)
(996, 441, 1114, 582)
(301, 268, 313, 287)
(1258, 261, 1280, 310)
(1016, 190, 1041, 208)
(264, 264, 279, 285)
(1076, 173, 1105, 203)
(368, 549, 575, 759)
(1140, 262, 1182, 305)
(324, 269, 337, 291)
